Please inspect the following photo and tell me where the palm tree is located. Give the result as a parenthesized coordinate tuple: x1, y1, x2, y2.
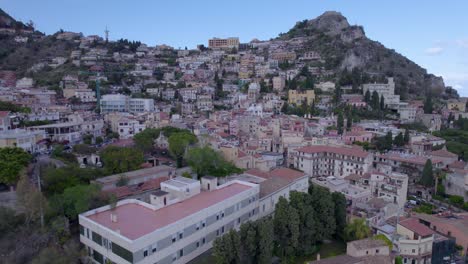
(344, 218, 371, 241)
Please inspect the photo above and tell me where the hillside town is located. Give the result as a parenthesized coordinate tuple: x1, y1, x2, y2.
(0, 7, 467, 264)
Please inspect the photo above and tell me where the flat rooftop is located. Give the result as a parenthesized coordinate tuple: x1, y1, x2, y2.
(94, 165, 173, 184)
(86, 183, 252, 240)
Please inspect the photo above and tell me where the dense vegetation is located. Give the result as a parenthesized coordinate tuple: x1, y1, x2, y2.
(213, 185, 348, 263)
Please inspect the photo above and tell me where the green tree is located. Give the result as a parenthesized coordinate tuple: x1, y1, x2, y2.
(420, 159, 434, 187)
(371, 91, 379, 110)
(337, 112, 344, 135)
(213, 229, 241, 264)
(95, 136, 104, 145)
(404, 129, 410, 143)
(332, 192, 347, 239)
(385, 131, 393, 149)
(168, 132, 197, 167)
(100, 146, 144, 174)
(274, 197, 300, 259)
(0, 147, 31, 184)
(394, 132, 405, 147)
(364, 90, 371, 103)
(289, 192, 318, 255)
(16, 172, 48, 227)
(344, 218, 371, 241)
(0, 206, 22, 233)
(116, 175, 129, 187)
(424, 93, 433, 114)
(49, 184, 105, 220)
(346, 113, 352, 131)
(308, 185, 336, 241)
(186, 146, 242, 178)
(256, 219, 274, 264)
(380, 95, 385, 110)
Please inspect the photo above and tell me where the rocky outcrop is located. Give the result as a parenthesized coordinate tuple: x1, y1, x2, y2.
(279, 11, 456, 99)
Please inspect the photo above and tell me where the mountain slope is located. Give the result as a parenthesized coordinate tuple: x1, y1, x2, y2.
(279, 11, 457, 99)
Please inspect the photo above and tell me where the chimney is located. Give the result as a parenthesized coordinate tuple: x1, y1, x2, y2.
(110, 212, 118, 223)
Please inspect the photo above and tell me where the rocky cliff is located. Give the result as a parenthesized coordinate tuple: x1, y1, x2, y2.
(279, 11, 457, 99)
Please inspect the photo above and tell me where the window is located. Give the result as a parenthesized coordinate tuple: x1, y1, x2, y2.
(221, 212, 225, 218)
(366, 251, 369, 255)
(216, 230, 220, 236)
(238, 218, 241, 224)
(179, 249, 183, 257)
(172, 235, 177, 243)
(221, 226, 225, 234)
(216, 214, 219, 220)
(92, 232, 103, 246)
(202, 221, 206, 228)
(112, 242, 133, 263)
(412, 249, 416, 253)
(196, 224, 200, 231)
(152, 247, 157, 253)
(144, 250, 148, 257)
(202, 238, 206, 244)
(376, 249, 379, 254)
(179, 232, 183, 239)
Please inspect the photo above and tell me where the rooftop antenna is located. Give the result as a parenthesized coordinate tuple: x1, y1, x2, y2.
(105, 26, 109, 43)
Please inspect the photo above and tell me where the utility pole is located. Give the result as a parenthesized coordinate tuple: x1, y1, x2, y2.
(105, 26, 109, 43)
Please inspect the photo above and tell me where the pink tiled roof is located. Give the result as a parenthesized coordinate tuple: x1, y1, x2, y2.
(245, 168, 305, 181)
(0, 111, 9, 118)
(399, 218, 435, 237)
(87, 183, 252, 240)
(296, 145, 369, 158)
(431, 149, 458, 158)
(244, 168, 270, 179)
(449, 160, 466, 170)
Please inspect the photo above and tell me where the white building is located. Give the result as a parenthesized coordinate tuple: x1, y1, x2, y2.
(0, 129, 46, 153)
(116, 118, 146, 139)
(292, 145, 373, 178)
(79, 178, 260, 264)
(315, 81, 335, 93)
(272, 76, 285, 91)
(100, 94, 154, 113)
(362, 78, 400, 109)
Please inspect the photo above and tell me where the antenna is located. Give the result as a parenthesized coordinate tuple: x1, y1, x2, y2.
(105, 26, 109, 43)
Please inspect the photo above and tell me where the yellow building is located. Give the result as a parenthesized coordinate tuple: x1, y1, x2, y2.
(219, 145, 238, 162)
(0, 129, 46, 153)
(447, 100, 466, 112)
(208, 37, 239, 48)
(288, 90, 315, 105)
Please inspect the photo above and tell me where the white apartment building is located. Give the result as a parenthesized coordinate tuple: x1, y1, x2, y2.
(75, 89, 97, 102)
(179, 88, 198, 103)
(292, 145, 373, 178)
(196, 95, 213, 112)
(100, 94, 129, 113)
(79, 177, 260, 264)
(362, 77, 400, 109)
(0, 129, 46, 153)
(272, 76, 285, 91)
(116, 118, 146, 139)
(101, 94, 154, 113)
(398, 103, 417, 124)
(368, 171, 408, 208)
(129, 98, 155, 113)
